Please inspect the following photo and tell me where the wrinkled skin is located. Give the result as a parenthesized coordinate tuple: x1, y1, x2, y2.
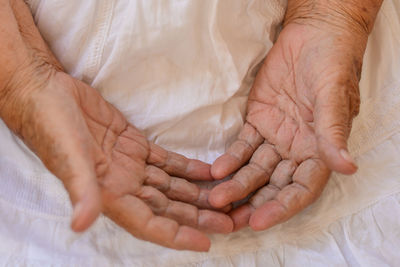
(0, 0, 382, 251)
(0, 0, 233, 252)
(2, 70, 234, 251)
(209, 22, 367, 231)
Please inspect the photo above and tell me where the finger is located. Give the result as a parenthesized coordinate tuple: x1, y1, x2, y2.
(249, 160, 297, 208)
(211, 123, 264, 179)
(229, 205, 254, 231)
(229, 160, 296, 231)
(68, 174, 102, 233)
(55, 144, 102, 233)
(209, 143, 280, 208)
(20, 82, 104, 233)
(145, 165, 200, 203)
(249, 159, 330, 231)
(144, 165, 230, 211)
(147, 143, 212, 181)
(269, 160, 297, 189)
(196, 188, 232, 212)
(315, 86, 359, 174)
(137, 186, 233, 234)
(47, 146, 102, 233)
(230, 186, 281, 232)
(103, 195, 211, 251)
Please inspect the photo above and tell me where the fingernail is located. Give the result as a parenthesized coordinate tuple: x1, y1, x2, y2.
(340, 149, 356, 166)
(71, 201, 84, 231)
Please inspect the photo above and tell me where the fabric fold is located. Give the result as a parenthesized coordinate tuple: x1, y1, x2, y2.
(1, 0, 400, 265)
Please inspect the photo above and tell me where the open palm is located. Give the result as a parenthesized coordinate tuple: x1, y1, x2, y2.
(209, 23, 364, 231)
(0, 0, 233, 251)
(2, 71, 233, 251)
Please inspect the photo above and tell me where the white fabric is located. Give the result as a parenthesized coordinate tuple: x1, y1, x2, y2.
(0, 0, 399, 266)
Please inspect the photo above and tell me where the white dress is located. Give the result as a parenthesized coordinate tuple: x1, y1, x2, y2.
(0, 0, 399, 266)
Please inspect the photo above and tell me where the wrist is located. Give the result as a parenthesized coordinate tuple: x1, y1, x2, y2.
(0, 0, 61, 133)
(284, 0, 383, 36)
(0, 0, 61, 91)
(0, 55, 56, 134)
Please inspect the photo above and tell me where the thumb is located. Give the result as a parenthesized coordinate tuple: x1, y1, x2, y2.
(314, 85, 359, 174)
(41, 139, 103, 233)
(22, 92, 104, 232)
(60, 158, 102, 233)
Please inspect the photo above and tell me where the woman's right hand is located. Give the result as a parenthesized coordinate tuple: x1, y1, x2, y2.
(4, 70, 233, 251)
(0, 0, 233, 251)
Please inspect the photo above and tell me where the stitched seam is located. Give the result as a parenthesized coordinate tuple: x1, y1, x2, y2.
(83, 0, 115, 83)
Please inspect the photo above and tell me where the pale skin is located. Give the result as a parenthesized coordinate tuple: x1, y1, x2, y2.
(209, 0, 384, 231)
(0, 0, 233, 252)
(0, 0, 384, 252)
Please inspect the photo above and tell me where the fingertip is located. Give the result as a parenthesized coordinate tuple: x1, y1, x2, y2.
(198, 210, 234, 234)
(324, 153, 357, 175)
(249, 202, 285, 231)
(226, 219, 235, 234)
(202, 238, 212, 252)
(71, 206, 101, 233)
(187, 160, 213, 181)
(210, 159, 227, 180)
(175, 226, 211, 252)
(339, 149, 358, 174)
(71, 204, 100, 232)
(201, 238, 212, 252)
(210, 165, 224, 180)
(215, 214, 234, 234)
(70, 191, 102, 232)
(318, 138, 358, 175)
(220, 204, 233, 213)
(249, 213, 267, 231)
(230, 205, 253, 232)
(208, 186, 228, 209)
(211, 155, 238, 180)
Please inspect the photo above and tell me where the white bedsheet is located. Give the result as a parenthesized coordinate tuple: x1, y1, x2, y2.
(0, 0, 399, 266)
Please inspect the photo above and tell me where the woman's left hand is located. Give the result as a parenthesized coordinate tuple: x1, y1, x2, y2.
(207, 0, 383, 231)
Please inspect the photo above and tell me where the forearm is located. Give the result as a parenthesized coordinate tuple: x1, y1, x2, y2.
(0, 0, 61, 90)
(0, 0, 61, 131)
(285, 0, 384, 35)
(0, 0, 31, 90)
